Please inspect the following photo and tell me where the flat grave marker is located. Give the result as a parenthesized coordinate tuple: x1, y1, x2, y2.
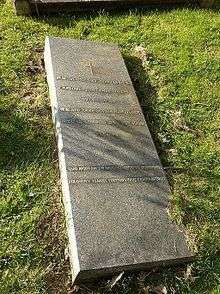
(44, 36, 193, 282)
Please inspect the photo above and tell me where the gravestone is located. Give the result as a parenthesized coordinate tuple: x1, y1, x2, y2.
(44, 36, 193, 282)
(14, 0, 191, 15)
(14, 0, 215, 15)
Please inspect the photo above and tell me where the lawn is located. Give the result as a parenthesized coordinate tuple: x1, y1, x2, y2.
(0, 1, 219, 293)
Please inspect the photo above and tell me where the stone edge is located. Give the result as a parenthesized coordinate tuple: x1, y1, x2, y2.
(13, 0, 31, 15)
(76, 255, 194, 281)
(44, 36, 80, 282)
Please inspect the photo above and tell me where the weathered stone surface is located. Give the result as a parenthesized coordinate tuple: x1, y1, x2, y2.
(14, 0, 190, 15)
(14, 0, 216, 16)
(44, 37, 193, 282)
(199, 0, 215, 7)
(13, 0, 31, 15)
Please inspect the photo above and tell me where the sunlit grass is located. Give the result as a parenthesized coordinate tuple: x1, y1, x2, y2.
(0, 1, 219, 293)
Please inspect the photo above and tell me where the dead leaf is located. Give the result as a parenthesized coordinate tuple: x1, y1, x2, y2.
(133, 46, 148, 65)
(64, 246, 69, 261)
(184, 265, 196, 282)
(171, 110, 201, 135)
(167, 148, 178, 156)
(22, 91, 35, 103)
(26, 60, 43, 75)
(141, 286, 150, 294)
(152, 285, 167, 294)
(32, 47, 44, 53)
(70, 285, 80, 293)
(108, 271, 124, 289)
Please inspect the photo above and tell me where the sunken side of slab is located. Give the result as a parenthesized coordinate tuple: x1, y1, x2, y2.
(14, 0, 214, 16)
(44, 36, 193, 282)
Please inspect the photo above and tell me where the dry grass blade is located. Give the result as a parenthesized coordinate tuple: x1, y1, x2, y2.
(107, 271, 124, 289)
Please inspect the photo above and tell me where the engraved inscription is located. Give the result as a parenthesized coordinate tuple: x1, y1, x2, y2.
(60, 118, 144, 126)
(61, 96, 135, 105)
(57, 75, 131, 86)
(69, 176, 165, 184)
(60, 86, 128, 95)
(68, 165, 162, 172)
(59, 107, 142, 115)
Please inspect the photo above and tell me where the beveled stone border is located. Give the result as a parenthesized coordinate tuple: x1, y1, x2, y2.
(44, 37, 80, 283)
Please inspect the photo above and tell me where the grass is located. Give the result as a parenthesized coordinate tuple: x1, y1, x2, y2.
(0, 1, 219, 293)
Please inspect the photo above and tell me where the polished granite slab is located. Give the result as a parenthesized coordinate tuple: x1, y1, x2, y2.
(44, 36, 193, 282)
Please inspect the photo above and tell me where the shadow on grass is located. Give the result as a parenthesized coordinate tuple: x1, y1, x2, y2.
(68, 55, 219, 294)
(0, 105, 52, 169)
(1, 32, 219, 293)
(124, 55, 172, 174)
(126, 56, 220, 225)
(123, 55, 219, 294)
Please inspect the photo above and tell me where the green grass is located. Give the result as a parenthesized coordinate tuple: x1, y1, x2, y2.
(0, 1, 220, 293)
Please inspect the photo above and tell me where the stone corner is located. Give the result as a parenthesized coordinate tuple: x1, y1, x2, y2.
(13, 0, 31, 16)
